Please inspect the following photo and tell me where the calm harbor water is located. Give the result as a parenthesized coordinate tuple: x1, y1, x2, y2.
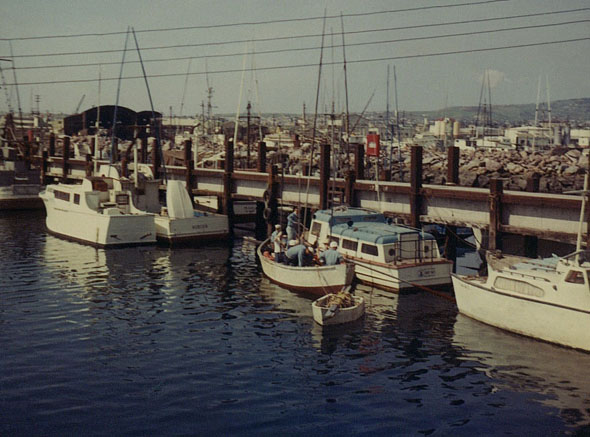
(1, 210, 589, 436)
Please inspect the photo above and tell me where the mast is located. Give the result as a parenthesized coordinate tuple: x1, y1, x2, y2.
(8, 41, 23, 140)
(394, 65, 402, 180)
(94, 66, 101, 174)
(340, 13, 350, 159)
(303, 9, 327, 229)
(111, 27, 130, 165)
(132, 27, 166, 182)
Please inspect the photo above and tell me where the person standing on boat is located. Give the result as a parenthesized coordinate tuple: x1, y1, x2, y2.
(270, 224, 284, 263)
(286, 240, 312, 267)
(286, 208, 300, 242)
(319, 241, 344, 266)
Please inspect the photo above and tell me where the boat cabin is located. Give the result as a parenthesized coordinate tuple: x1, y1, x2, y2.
(308, 207, 443, 265)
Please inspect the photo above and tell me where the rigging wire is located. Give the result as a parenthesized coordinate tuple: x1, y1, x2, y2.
(0, 0, 514, 41)
(3, 9, 588, 60)
(3, 37, 589, 87)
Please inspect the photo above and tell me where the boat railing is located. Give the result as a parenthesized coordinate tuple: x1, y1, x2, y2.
(400, 239, 436, 264)
(561, 250, 590, 266)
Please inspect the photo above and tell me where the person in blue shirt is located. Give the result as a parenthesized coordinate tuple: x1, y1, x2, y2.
(319, 241, 344, 266)
(285, 240, 312, 267)
(286, 208, 299, 242)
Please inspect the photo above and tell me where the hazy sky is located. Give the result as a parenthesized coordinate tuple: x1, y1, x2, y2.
(1, 0, 589, 116)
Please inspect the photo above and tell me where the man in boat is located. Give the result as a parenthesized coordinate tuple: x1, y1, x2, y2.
(270, 224, 284, 263)
(285, 240, 313, 267)
(319, 241, 344, 266)
(286, 208, 299, 242)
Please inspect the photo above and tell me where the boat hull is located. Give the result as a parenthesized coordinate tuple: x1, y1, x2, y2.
(312, 295, 365, 326)
(257, 244, 354, 296)
(154, 214, 229, 244)
(452, 274, 590, 352)
(42, 196, 156, 247)
(353, 258, 453, 292)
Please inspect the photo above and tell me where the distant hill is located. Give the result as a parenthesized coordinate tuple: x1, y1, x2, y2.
(408, 98, 590, 126)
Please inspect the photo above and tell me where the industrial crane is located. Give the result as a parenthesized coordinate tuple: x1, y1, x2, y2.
(74, 94, 85, 114)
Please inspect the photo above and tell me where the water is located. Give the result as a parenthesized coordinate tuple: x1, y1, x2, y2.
(1, 210, 589, 436)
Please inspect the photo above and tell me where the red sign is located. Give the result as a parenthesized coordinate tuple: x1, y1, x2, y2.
(366, 133, 380, 156)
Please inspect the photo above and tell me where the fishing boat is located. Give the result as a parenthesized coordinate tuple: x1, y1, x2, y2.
(100, 165, 229, 244)
(306, 206, 453, 292)
(452, 250, 590, 352)
(39, 175, 156, 247)
(311, 289, 365, 326)
(256, 238, 355, 296)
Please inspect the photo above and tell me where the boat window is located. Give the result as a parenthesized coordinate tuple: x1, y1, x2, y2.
(310, 221, 322, 237)
(116, 194, 129, 205)
(73, 194, 80, 205)
(342, 239, 358, 251)
(493, 276, 544, 297)
(361, 243, 378, 256)
(54, 190, 70, 202)
(91, 179, 108, 192)
(565, 270, 585, 284)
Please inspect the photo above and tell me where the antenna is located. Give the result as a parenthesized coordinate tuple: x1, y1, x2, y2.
(205, 58, 214, 129)
(534, 74, 541, 126)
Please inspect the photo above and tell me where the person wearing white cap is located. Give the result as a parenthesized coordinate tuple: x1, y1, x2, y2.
(319, 241, 343, 266)
(270, 224, 284, 263)
(285, 240, 312, 267)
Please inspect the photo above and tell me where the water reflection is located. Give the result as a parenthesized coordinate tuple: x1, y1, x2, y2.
(453, 314, 590, 428)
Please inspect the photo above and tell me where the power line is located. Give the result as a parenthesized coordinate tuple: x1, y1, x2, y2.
(10, 18, 589, 71)
(5, 37, 588, 86)
(3, 7, 588, 60)
(0, 0, 511, 41)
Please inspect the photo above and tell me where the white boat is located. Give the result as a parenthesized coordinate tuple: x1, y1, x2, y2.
(312, 292, 365, 326)
(307, 206, 453, 292)
(257, 238, 355, 296)
(452, 250, 590, 352)
(39, 175, 156, 247)
(101, 165, 229, 244)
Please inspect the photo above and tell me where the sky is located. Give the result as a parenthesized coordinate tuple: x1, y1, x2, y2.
(0, 0, 589, 117)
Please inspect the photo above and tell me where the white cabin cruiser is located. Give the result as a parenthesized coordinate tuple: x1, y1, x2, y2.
(39, 175, 156, 247)
(452, 250, 590, 352)
(307, 207, 453, 292)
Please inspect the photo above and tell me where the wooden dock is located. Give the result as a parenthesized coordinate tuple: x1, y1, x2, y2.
(28, 134, 589, 252)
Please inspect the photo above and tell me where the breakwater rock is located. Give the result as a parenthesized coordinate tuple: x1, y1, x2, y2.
(420, 147, 588, 193)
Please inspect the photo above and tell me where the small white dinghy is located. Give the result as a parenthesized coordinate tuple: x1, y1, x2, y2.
(312, 287, 365, 326)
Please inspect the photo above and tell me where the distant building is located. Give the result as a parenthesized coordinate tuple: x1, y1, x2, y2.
(63, 106, 162, 139)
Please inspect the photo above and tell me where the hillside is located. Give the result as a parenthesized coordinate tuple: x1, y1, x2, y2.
(409, 98, 590, 126)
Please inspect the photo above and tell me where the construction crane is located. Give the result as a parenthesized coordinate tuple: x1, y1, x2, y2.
(74, 94, 85, 114)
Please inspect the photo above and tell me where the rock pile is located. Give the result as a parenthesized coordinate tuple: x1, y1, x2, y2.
(419, 147, 588, 193)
